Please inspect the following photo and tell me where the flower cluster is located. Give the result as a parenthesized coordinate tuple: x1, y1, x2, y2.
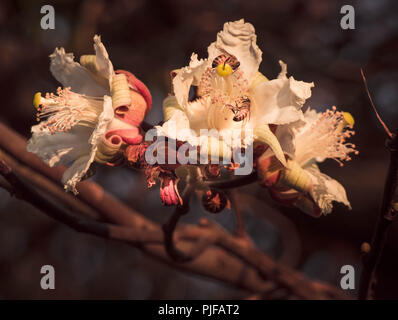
(27, 20, 358, 217)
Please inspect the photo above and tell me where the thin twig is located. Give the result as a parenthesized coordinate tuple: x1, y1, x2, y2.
(360, 68, 393, 139)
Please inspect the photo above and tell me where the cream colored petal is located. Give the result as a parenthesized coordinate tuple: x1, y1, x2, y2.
(172, 54, 208, 108)
(111, 73, 131, 110)
(163, 96, 209, 134)
(199, 135, 232, 161)
(62, 95, 114, 194)
(207, 19, 262, 82)
(254, 124, 286, 166)
(249, 72, 269, 90)
(27, 125, 92, 167)
(93, 35, 114, 87)
(156, 107, 196, 145)
(185, 98, 210, 133)
(305, 164, 351, 215)
(61, 155, 92, 194)
(157, 106, 233, 161)
(277, 60, 288, 79)
(272, 120, 305, 158)
(50, 47, 109, 96)
(163, 95, 184, 121)
(250, 62, 313, 126)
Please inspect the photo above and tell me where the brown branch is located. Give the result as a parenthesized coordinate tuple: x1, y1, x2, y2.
(162, 183, 196, 262)
(203, 171, 258, 189)
(0, 148, 99, 220)
(0, 122, 348, 299)
(177, 219, 348, 299)
(358, 131, 398, 299)
(0, 159, 163, 244)
(228, 189, 247, 237)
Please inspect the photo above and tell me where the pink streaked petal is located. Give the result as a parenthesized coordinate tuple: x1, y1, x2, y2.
(159, 175, 182, 206)
(107, 128, 143, 145)
(115, 69, 152, 113)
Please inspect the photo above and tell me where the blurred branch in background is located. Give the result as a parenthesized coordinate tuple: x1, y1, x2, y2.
(0, 122, 348, 300)
(358, 70, 398, 299)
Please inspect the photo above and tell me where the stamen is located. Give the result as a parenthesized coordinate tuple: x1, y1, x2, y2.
(296, 107, 358, 166)
(35, 87, 103, 134)
(198, 66, 249, 107)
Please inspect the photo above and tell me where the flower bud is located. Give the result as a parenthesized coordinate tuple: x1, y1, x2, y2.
(202, 189, 230, 214)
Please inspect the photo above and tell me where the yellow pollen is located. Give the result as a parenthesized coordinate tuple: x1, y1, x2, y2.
(343, 112, 355, 127)
(216, 63, 233, 77)
(33, 92, 42, 109)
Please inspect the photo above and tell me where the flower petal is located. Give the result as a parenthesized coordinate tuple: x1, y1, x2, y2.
(63, 95, 114, 194)
(207, 19, 262, 82)
(172, 53, 208, 109)
(305, 164, 351, 215)
(250, 61, 313, 126)
(163, 95, 184, 122)
(159, 174, 182, 206)
(272, 120, 306, 158)
(157, 107, 193, 143)
(185, 98, 210, 133)
(93, 35, 114, 87)
(27, 125, 92, 167)
(254, 124, 286, 166)
(49, 36, 113, 96)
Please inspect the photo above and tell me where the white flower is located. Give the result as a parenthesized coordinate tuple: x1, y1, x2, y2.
(157, 19, 314, 165)
(270, 107, 358, 215)
(27, 35, 134, 194)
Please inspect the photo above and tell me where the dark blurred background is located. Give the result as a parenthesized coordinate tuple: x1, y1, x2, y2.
(0, 0, 397, 299)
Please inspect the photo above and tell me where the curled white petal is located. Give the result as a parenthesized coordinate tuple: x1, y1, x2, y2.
(208, 19, 262, 82)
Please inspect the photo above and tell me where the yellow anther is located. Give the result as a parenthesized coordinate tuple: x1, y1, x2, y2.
(216, 63, 233, 77)
(33, 92, 42, 108)
(343, 112, 355, 127)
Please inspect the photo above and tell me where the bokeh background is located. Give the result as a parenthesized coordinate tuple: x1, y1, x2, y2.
(0, 0, 398, 299)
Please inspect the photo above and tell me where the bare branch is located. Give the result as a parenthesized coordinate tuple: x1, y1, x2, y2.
(0, 159, 163, 244)
(0, 122, 348, 300)
(162, 183, 196, 262)
(202, 171, 258, 189)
